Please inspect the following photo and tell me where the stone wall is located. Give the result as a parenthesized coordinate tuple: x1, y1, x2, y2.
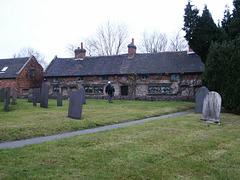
(45, 73, 202, 101)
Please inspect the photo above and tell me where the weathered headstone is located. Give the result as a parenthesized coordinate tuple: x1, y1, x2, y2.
(40, 83, 50, 108)
(28, 89, 33, 102)
(11, 88, 18, 105)
(0, 88, 5, 102)
(4, 87, 11, 112)
(34, 88, 41, 103)
(195, 86, 209, 114)
(57, 93, 63, 106)
(201, 91, 222, 125)
(79, 87, 86, 105)
(68, 91, 83, 120)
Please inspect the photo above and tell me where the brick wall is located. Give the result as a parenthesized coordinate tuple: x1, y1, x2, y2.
(0, 79, 17, 95)
(16, 56, 43, 95)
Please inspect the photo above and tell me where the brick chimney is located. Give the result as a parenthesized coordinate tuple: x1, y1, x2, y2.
(187, 46, 195, 54)
(74, 42, 86, 59)
(128, 38, 137, 58)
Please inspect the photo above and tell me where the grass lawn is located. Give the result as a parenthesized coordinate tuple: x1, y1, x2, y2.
(0, 111, 239, 179)
(0, 99, 194, 142)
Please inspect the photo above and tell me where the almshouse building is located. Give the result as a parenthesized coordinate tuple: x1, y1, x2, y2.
(44, 40, 205, 101)
(0, 56, 43, 96)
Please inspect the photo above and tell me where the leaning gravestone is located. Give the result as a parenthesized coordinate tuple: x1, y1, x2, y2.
(68, 91, 83, 120)
(195, 86, 209, 114)
(40, 83, 50, 108)
(79, 87, 86, 105)
(0, 88, 5, 102)
(11, 88, 18, 105)
(4, 87, 11, 112)
(201, 91, 221, 125)
(28, 89, 33, 102)
(57, 93, 63, 106)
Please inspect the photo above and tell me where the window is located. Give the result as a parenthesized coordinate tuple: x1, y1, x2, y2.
(102, 75, 109, 81)
(148, 86, 171, 94)
(84, 86, 93, 94)
(30, 68, 36, 77)
(85, 86, 103, 94)
(171, 74, 180, 81)
(140, 74, 149, 80)
(77, 76, 84, 81)
(22, 89, 29, 93)
(0, 66, 8, 73)
(53, 86, 60, 93)
(94, 87, 103, 94)
(160, 86, 170, 93)
(148, 86, 158, 94)
(53, 77, 59, 82)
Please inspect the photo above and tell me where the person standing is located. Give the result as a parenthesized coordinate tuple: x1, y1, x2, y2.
(105, 81, 115, 103)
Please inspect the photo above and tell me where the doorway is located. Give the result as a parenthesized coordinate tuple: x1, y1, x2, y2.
(121, 86, 128, 96)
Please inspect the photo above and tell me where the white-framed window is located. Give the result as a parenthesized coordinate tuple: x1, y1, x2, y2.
(0, 66, 8, 73)
(148, 86, 170, 94)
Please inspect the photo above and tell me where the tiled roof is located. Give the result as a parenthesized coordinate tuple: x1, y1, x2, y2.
(44, 51, 204, 77)
(0, 57, 30, 79)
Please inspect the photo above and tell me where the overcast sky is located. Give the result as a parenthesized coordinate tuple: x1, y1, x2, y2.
(0, 0, 234, 64)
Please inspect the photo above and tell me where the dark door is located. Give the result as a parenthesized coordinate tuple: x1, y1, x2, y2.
(121, 86, 128, 96)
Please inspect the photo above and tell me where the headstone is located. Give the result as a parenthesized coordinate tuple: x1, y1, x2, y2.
(40, 83, 50, 108)
(201, 91, 222, 125)
(0, 88, 5, 102)
(33, 88, 41, 106)
(79, 87, 86, 105)
(68, 91, 83, 120)
(195, 86, 209, 114)
(4, 87, 11, 112)
(28, 89, 33, 102)
(57, 93, 63, 106)
(11, 88, 18, 105)
(34, 88, 41, 103)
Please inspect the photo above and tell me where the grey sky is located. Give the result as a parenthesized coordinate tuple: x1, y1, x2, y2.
(0, 0, 234, 63)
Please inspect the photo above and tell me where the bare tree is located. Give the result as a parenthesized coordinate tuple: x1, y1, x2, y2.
(13, 47, 47, 68)
(88, 21, 129, 56)
(139, 30, 168, 53)
(66, 21, 129, 56)
(168, 30, 188, 51)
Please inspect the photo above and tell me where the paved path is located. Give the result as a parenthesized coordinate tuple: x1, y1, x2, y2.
(0, 110, 193, 150)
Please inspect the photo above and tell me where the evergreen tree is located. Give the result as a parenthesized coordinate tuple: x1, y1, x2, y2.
(229, 0, 240, 39)
(203, 37, 240, 113)
(221, 5, 232, 36)
(183, 3, 220, 63)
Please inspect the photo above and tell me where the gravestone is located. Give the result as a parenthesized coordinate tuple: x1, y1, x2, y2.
(68, 91, 83, 120)
(201, 91, 221, 125)
(4, 87, 11, 112)
(195, 86, 209, 114)
(0, 88, 5, 102)
(40, 83, 50, 108)
(28, 89, 33, 102)
(33, 88, 41, 106)
(11, 88, 18, 105)
(80, 87, 86, 105)
(57, 93, 63, 106)
(34, 88, 41, 103)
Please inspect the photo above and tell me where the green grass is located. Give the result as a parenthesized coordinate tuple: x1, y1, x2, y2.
(0, 112, 239, 179)
(0, 99, 194, 142)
